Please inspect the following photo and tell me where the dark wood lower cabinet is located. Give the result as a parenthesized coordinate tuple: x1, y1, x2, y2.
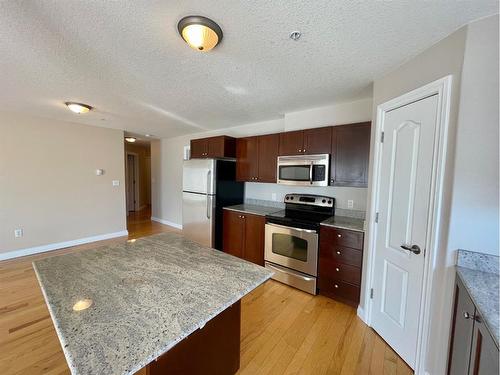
(447, 277, 499, 375)
(318, 225, 364, 307)
(148, 301, 241, 375)
(223, 209, 265, 266)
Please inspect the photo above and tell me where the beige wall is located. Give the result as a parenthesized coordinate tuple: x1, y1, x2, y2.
(125, 143, 151, 209)
(0, 112, 127, 256)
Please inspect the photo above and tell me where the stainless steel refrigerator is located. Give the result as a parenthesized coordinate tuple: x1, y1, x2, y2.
(182, 159, 244, 250)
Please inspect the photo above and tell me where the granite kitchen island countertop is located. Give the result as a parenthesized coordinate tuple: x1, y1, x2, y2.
(224, 203, 282, 216)
(33, 232, 273, 375)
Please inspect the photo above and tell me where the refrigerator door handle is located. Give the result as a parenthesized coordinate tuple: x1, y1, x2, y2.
(206, 195, 211, 219)
(207, 170, 212, 195)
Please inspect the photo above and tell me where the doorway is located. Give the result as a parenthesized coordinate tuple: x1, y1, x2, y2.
(126, 152, 139, 212)
(364, 76, 452, 373)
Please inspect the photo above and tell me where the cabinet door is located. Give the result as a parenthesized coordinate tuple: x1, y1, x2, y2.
(447, 278, 477, 375)
(257, 134, 279, 183)
(208, 136, 235, 158)
(303, 127, 332, 155)
(243, 214, 265, 266)
(236, 137, 258, 182)
(190, 139, 208, 158)
(331, 122, 371, 187)
(468, 314, 499, 375)
(222, 210, 245, 258)
(279, 130, 304, 155)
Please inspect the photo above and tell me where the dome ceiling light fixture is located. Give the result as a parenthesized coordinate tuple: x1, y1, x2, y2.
(178, 15, 223, 52)
(65, 102, 92, 114)
(125, 137, 137, 143)
(289, 31, 301, 41)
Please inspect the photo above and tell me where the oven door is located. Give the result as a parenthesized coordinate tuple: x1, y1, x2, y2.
(277, 154, 329, 186)
(264, 223, 319, 276)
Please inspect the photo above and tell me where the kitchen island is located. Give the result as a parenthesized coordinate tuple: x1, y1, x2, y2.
(33, 232, 273, 375)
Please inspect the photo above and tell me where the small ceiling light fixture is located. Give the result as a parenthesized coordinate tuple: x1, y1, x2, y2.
(65, 102, 92, 114)
(178, 15, 223, 52)
(145, 134, 152, 137)
(289, 31, 301, 41)
(125, 137, 136, 143)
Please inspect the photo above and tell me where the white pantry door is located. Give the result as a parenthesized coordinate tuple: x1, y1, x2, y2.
(371, 94, 439, 368)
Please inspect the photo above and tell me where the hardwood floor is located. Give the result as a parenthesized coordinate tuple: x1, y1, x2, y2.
(0, 208, 412, 375)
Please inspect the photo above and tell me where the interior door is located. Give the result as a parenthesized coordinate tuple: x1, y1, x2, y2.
(371, 95, 439, 368)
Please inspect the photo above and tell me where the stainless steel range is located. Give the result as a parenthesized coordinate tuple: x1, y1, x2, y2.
(264, 194, 335, 294)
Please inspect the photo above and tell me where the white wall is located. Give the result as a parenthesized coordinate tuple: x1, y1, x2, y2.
(447, 14, 499, 256)
(151, 98, 373, 226)
(0, 112, 127, 257)
(367, 14, 499, 375)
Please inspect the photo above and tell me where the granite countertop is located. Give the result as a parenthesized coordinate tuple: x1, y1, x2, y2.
(224, 204, 282, 216)
(456, 266, 499, 347)
(321, 215, 365, 232)
(33, 232, 273, 375)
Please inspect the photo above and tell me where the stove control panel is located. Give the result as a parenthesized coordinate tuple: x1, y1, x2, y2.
(284, 194, 334, 208)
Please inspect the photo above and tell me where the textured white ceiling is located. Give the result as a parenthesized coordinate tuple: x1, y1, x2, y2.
(0, 1, 497, 138)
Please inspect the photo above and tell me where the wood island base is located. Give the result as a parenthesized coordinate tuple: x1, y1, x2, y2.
(144, 300, 241, 375)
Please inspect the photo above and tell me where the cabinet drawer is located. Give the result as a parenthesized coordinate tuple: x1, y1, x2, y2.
(322, 227, 364, 250)
(319, 259, 361, 285)
(320, 244, 363, 267)
(318, 277, 360, 306)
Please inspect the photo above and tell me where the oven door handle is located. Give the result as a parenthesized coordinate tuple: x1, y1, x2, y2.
(266, 222, 317, 234)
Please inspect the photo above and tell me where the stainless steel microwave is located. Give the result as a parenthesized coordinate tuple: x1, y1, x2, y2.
(276, 154, 329, 186)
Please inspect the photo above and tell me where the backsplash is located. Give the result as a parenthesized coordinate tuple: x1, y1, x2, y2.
(244, 182, 368, 211)
(244, 198, 366, 219)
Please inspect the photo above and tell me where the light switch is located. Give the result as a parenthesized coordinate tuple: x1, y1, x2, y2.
(14, 228, 23, 238)
(96, 169, 104, 176)
(348, 200, 354, 209)
(112, 180, 120, 186)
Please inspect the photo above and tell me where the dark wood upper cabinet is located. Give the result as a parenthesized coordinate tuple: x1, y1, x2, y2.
(236, 133, 279, 183)
(223, 210, 265, 266)
(330, 122, 371, 187)
(190, 136, 236, 158)
(303, 127, 332, 155)
(236, 137, 258, 182)
(257, 134, 279, 182)
(279, 130, 304, 155)
(190, 138, 208, 158)
(279, 127, 332, 156)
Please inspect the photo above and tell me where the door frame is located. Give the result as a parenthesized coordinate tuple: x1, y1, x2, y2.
(362, 75, 452, 374)
(125, 151, 140, 212)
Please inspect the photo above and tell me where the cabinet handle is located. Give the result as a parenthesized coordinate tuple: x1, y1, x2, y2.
(337, 234, 342, 238)
(463, 311, 471, 319)
(336, 251, 341, 255)
(335, 268, 340, 272)
(334, 284, 339, 289)
(241, 215, 245, 219)
(298, 149, 302, 153)
(303, 149, 306, 153)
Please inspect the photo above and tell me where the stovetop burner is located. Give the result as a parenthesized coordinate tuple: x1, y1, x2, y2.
(266, 194, 335, 230)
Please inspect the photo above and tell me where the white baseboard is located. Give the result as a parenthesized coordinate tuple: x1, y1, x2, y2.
(357, 306, 368, 323)
(151, 217, 183, 230)
(0, 230, 129, 261)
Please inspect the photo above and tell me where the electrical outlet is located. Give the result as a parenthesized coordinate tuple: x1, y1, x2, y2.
(14, 228, 23, 238)
(271, 193, 277, 201)
(112, 180, 120, 186)
(347, 200, 354, 209)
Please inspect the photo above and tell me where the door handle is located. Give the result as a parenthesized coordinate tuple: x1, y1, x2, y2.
(206, 170, 212, 195)
(309, 162, 313, 184)
(400, 244, 421, 255)
(206, 195, 211, 219)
